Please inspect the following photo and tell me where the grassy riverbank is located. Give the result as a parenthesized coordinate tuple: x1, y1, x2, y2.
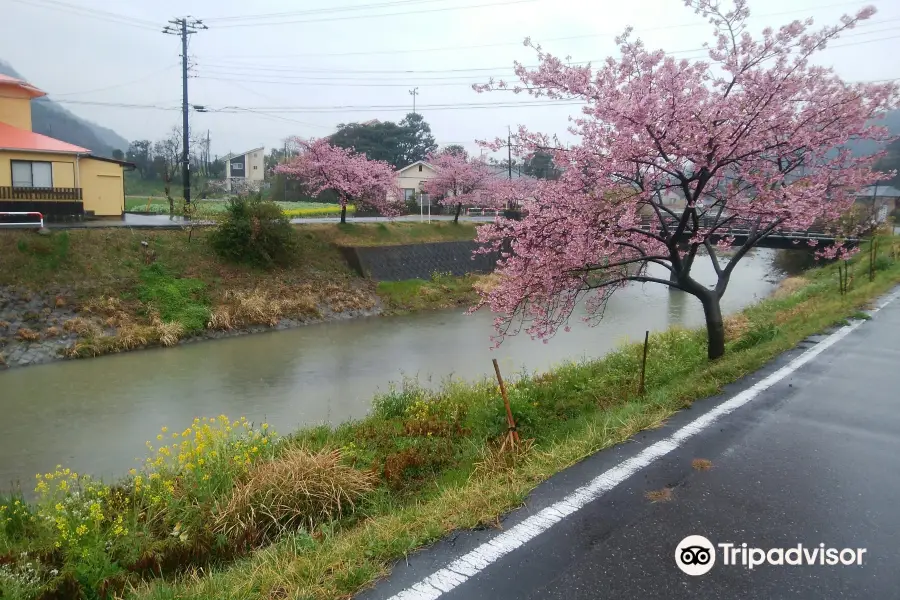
(0, 223, 478, 367)
(1, 234, 898, 600)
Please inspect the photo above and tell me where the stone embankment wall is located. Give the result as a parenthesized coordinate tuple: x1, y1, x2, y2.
(341, 241, 499, 281)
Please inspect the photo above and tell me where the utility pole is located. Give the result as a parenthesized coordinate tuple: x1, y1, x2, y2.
(409, 87, 419, 114)
(206, 129, 210, 176)
(163, 16, 206, 205)
(507, 125, 512, 180)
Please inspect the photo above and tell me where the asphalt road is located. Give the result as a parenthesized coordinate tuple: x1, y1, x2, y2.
(362, 288, 900, 600)
(39, 213, 496, 229)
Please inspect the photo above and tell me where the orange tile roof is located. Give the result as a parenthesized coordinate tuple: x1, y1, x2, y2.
(0, 121, 89, 153)
(0, 74, 47, 99)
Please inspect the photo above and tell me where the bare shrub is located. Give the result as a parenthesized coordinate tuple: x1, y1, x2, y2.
(63, 317, 102, 338)
(154, 321, 184, 347)
(15, 327, 41, 342)
(214, 448, 376, 546)
(207, 306, 234, 331)
(115, 324, 155, 350)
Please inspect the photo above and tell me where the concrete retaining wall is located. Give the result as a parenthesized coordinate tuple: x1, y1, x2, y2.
(341, 241, 498, 281)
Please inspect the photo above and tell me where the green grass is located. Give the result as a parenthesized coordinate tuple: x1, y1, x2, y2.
(308, 221, 478, 247)
(1, 234, 897, 600)
(137, 264, 210, 332)
(124, 173, 170, 197)
(377, 272, 483, 314)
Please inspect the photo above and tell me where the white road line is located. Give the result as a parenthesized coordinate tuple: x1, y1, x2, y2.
(386, 288, 900, 600)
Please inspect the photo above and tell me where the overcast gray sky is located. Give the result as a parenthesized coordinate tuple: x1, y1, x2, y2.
(4, 0, 899, 159)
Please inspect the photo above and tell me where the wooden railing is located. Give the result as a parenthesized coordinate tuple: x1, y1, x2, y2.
(0, 187, 83, 201)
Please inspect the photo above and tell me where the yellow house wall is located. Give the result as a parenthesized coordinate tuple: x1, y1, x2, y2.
(0, 91, 33, 130)
(0, 151, 77, 186)
(79, 158, 124, 216)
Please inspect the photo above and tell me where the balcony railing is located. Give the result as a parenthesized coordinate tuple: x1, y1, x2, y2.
(0, 186, 83, 201)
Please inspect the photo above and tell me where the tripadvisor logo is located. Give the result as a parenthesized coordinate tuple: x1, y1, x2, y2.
(675, 536, 868, 575)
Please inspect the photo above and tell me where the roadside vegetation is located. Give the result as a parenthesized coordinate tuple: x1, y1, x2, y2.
(377, 271, 496, 315)
(0, 218, 479, 364)
(1, 231, 897, 600)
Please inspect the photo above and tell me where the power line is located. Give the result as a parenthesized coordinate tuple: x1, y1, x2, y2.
(203, 1, 878, 58)
(9, 0, 160, 30)
(198, 22, 900, 76)
(208, 0, 544, 28)
(49, 65, 180, 97)
(202, 0, 464, 22)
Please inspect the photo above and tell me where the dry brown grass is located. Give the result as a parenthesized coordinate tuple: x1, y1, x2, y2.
(214, 448, 377, 547)
(774, 299, 816, 325)
(116, 324, 155, 350)
(724, 314, 750, 342)
(773, 276, 809, 299)
(208, 286, 323, 331)
(0, 320, 9, 329)
(15, 327, 41, 342)
(472, 272, 502, 296)
(82, 296, 124, 315)
(692, 458, 713, 471)
(44, 326, 61, 338)
(54, 295, 67, 308)
(321, 284, 375, 313)
(63, 317, 102, 338)
(153, 320, 184, 347)
(645, 487, 674, 503)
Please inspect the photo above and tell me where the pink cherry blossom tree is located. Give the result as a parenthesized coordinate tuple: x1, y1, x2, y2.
(473, 0, 897, 360)
(422, 151, 499, 223)
(275, 137, 402, 224)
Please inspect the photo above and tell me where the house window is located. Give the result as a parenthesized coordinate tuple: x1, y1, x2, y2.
(418, 164, 423, 172)
(253, 165, 258, 170)
(403, 188, 416, 202)
(11, 161, 52, 188)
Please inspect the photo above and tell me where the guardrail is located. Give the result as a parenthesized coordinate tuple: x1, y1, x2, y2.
(466, 207, 501, 216)
(0, 212, 44, 228)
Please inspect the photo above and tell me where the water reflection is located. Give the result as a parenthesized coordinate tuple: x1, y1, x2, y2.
(0, 248, 788, 488)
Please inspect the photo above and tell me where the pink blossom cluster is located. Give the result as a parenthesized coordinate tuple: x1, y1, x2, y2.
(274, 137, 403, 219)
(470, 0, 898, 346)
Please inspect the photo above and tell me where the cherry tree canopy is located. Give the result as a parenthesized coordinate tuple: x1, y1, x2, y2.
(473, 0, 898, 359)
(275, 137, 402, 223)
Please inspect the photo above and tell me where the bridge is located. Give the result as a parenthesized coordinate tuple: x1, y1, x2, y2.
(637, 215, 862, 250)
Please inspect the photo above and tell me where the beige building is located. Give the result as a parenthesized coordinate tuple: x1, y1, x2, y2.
(395, 160, 436, 205)
(224, 146, 265, 191)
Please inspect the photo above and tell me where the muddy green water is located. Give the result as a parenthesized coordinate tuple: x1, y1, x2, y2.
(0, 249, 788, 488)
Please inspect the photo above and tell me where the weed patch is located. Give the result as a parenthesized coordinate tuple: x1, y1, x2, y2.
(137, 264, 209, 333)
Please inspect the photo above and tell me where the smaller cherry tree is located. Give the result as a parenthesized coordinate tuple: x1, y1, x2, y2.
(275, 138, 402, 223)
(423, 151, 499, 222)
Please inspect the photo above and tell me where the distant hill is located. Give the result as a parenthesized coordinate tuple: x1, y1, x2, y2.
(0, 61, 129, 157)
(845, 109, 900, 157)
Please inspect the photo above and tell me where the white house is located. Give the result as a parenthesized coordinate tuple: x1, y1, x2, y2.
(395, 160, 436, 206)
(224, 146, 265, 191)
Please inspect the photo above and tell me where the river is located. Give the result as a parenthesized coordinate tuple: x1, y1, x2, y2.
(0, 248, 789, 489)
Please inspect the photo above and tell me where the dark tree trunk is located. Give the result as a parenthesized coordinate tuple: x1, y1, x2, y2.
(699, 290, 725, 360)
(340, 204, 347, 224)
(454, 202, 462, 224)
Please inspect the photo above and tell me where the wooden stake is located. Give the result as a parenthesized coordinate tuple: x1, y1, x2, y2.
(639, 330, 649, 395)
(492, 358, 520, 450)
